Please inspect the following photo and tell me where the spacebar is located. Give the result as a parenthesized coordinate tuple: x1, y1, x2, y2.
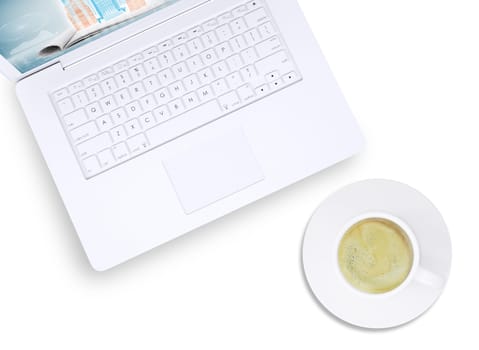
(146, 100, 222, 147)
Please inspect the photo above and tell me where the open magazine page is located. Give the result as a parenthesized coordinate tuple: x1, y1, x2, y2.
(39, 29, 77, 57)
(0, 0, 180, 74)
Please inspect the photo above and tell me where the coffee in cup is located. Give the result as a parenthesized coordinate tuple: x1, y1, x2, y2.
(337, 217, 414, 294)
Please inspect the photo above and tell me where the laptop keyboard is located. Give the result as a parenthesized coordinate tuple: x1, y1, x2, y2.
(51, 0, 302, 178)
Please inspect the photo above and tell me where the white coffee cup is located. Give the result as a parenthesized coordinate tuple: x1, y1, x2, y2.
(334, 212, 444, 298)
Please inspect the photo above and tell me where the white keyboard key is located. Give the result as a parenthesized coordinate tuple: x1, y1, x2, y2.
(68, 81, 84, 95)
(139, 112, 156, 129)
(230, 35, 248, 52)
(241, 47, 258, 64)
(144, 75, 160, 93)
(84, 74, 100, 86)
(244, 28, 261, 46)
(83, 156, 100, 177)
(86, 102, 103, 119)
(212, 78, 229, 96)
(187, 38, 204, 54)
(146, 100, 221, 147)
(154, 88, 171, 105)
(57, 98, 75, 115)
(77, 133, 112, 158)
(168, 99, 186, 116)
(232, 5, 249, 18)
(129, 64, 146, 80)
(173, 45, 189, 61)
(111, 108, 128, 125)
(237, 84, 256, 102)
(127, 133, 150, 154)
(258, 21, 276, 38)
(231, 18, 247, 34)
(153, 105, 171, 123)
(198, 67, 215, 85)
(129, 82, 146, 99)
(186, 55, 203, 72)
(86, 85, 103, 100)
(183, 74, 201, 91)
(72, 91, 89, 108)
(113, 60, 129, 72)
(256, 36, 282, 58)
(140, 94, 156, 111)
(99, 68, 115, 78)
(244, 8, 268, 27)
(270, 79, 284, 90)
(203, 19, 218, 32)
(128, 54, 143, 65)
(99, 67, 115, 79)
(125, 101, 142, 119)
(266, 70, 280, 82)
(114, 89, 132, 105)
(198, 85, 215, 102)
(212, 61, 229, 77)
(247, 0, 261, 10)
(64, 109, 88, 129)
(96, 115, 114, 132)
(53, 88, 68, 101)
(216, 24, 233, 42)
(227, 54, 244, 71)
(218, 12, 234, 24)
(100, 78, 117, 94)
(255, 84, 269, 96)
(183, 92, 200, 109)
(144, 58, 161, 75)
(158, 51, 174, 66)
(125, 118, 142, 136)
(112, 142, 129, 161)
(111, 125, 127, 143)
(218, 91, 241, 112)
(173, 33, 188, 45)
(158, 40, 172, 52)
(283, 71, 300, 83)
(201, 49, 217, 66)
(172, 62, 189, 79)
(187, 26, 203, 37)
(71, 121, 99, 143)
(216, 42, 233, 59)
(202, 31, 219, 47)
(158, 68, 175, 86)
(240, 65, 258, 81)
(255, 50, 294, 76)
(143, 46, 159, 58)
(98, 149, 115, 168)
(226, 71, 243, 88)
(168, 81, 186, 98)
(100, 95, 117, 113)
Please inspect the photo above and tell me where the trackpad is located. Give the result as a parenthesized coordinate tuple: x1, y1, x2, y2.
(163, 129, 265, 214)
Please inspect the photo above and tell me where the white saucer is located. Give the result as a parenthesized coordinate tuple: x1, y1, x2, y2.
(302, 179, 452, 329)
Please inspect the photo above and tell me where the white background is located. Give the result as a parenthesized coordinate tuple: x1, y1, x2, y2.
(0, 0, 477, 348)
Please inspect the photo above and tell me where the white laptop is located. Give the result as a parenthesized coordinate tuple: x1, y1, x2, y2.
(1, 0, 364, 270)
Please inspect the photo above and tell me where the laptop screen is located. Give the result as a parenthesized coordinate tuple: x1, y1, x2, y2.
(0, 0, 181, 74)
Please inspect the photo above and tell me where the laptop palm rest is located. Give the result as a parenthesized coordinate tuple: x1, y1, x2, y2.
(163, 129, 265, 214)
